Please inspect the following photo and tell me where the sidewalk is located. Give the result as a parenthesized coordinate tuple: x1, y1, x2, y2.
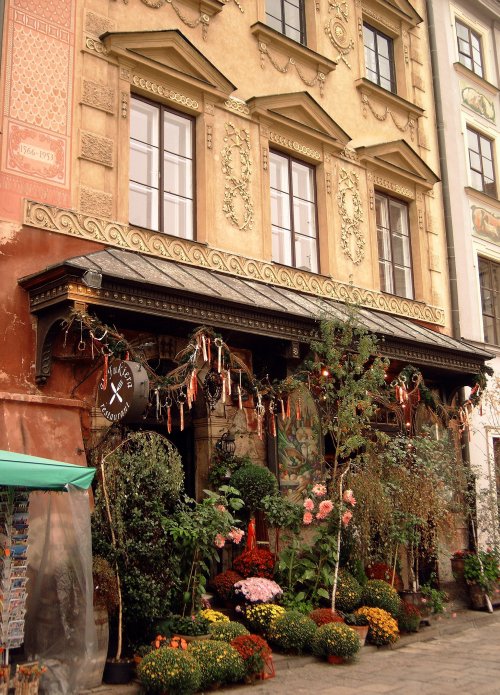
(79, 607, 500, 695)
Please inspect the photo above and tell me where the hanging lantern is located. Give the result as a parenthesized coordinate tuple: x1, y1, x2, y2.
(215, 431, 236, 455)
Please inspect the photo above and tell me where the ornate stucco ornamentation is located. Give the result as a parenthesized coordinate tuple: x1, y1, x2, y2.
(222, 0, 244, 12)
(23, 200, 445, 326)
(80, 131, 113, 168)
(81, 80, 115, 114)
(85, 37, 109, 56)
(132, 75, 199, 110)
(221, 123, 254, 231)
(268, 131, 321, 160)
(258, 42, 326, 96)
(373, 175, 414, 199)
(361, 92, 416, 140)
(206, 124, 213, 149)
(80, 186, 113, 218)
(325, 1, 354, 68)
(137, 0, 211, 38)
(461, 86, 495, 122)
(337, 168, 364, 264)
(224, 98, 250, 116)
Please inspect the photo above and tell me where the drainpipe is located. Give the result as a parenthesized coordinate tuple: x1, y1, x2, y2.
(425, 0, 461, 339)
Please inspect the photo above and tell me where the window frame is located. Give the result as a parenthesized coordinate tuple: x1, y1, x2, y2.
(265, 0, 307, 46)
(455, 18, 484, 78)
(269, 149, 320, 274)
(478, 256, 500, 345)
(363, 22, 396, 94)
(129, 93, 196, 240)
(466, 126, 497, 198)
(375, 190, 414, 300)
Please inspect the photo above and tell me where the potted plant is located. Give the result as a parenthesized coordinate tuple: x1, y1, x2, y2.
(187, 640, 245, 690)
(233, 547, 275, 579)
(268, 610, 317, 654)
(343, 613, 370, 646)
(231, 634, 274, 682)
(233, 577, 283, 607)
(137, 647, 201, 695)
(309, 608, 345, 626)
(360, 579, 401, 618)
(209, 621, 250, 642)
(243, 603, 285, 638)
(355, 607, 399, 646)
(212, 569, 243, 604)
(463, 549, 500, 610)
(396, 602, 421, 633)
(157, 613, 211, 642)
(311, 622, 360, 663)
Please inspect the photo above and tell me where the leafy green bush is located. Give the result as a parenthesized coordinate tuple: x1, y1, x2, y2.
(157, 614, 210, 637)
(230, 464, 278, 513)
(209, 621, 250, 642)
(463, 550, 499, 591)
(311, 623, 360, 660)
(188, 640, 245, 689)
(360, 579, 401, 618)
(268, 610, 317, 653)
(137, 647, 201, 694)
(335, 569, 362, 612)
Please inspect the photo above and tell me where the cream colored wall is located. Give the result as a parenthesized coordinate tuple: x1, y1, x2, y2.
(72, 0, 451, 328)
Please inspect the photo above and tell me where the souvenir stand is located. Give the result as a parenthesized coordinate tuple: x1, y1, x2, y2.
(0, 451, 95, 694)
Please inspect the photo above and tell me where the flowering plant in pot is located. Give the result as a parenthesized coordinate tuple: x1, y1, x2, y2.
(137, 647, 201, 695)
(233, 548, 275, 579)
(212, 569, 243, 602)
(157, 613, 211, 639)
(198, 609, 229, 624)
(209, 621, 250, 643)
(309, 608, 345, 626)
(244, 603, 285, 637)
(311, 622, 360, 663)
(268, 610, 317, 653)
(187, 639, 245, 690)
(360, 579, 401, 618)
(463, 549, 500, 610)
(231, 634, 273, 681)
(342, 613, 369, 646)
(355, 606, 399, 646)
(233, 577, 282, 605)
(396, 602, 421, 633)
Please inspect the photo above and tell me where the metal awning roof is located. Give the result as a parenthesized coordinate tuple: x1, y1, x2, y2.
(20, 248, 492, 381)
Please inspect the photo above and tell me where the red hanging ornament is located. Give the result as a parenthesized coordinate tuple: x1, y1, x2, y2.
(285, 397, 291, 419)
(246, 517, 256, 551)
(103, 353, 109, 390)
(167, 403, 172, 434)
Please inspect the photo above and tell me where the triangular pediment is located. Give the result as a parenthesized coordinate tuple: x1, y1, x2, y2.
(367, 0, 423, 25)
(247, 92, 351, 147)
(357, 140, 439, 187)
(102, 30, 235, 95)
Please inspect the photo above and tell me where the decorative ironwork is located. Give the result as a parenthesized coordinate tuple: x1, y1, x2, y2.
(203, 368, 223, 410)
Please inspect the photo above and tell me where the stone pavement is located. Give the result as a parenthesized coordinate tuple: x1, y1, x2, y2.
(80, 608, 500, 695)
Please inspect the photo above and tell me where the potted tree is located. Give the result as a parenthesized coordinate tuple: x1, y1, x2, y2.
(463, 549, 500, 611)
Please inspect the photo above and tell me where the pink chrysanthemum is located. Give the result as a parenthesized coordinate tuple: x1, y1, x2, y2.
(214, 533, 226, 548)
(343, 489, 356, 506)
(318, 500, 333, 516)
(303, 511, 313, 525)
(312, 484, 327, 497)
(303, 498, 314, 511)
(341, 510, 353, 526)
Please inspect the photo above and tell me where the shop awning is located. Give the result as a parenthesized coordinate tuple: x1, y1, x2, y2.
(0, 451, 95, 490)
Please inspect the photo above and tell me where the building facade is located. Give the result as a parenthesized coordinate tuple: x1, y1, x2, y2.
(428, 0, 500, 550)
(0, 0, 492, 574)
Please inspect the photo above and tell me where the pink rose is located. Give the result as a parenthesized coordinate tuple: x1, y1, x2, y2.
(214, 533, 226, 548)
(303, 511, 313, 525)
(303, 498, 314, 511)
(312, 484, 327, 497)
(341, 510, 353, 526)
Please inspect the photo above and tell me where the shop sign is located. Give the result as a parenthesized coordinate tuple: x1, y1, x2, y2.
(97, 360, 149, 423)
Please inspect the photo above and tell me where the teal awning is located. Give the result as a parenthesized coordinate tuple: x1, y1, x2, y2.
(0, 451, 95, 491)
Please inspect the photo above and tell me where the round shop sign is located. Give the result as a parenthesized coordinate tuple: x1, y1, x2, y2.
(97, 360, 149, 423)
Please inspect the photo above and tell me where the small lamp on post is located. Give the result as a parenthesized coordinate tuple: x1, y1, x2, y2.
(215, 431, 236, 456)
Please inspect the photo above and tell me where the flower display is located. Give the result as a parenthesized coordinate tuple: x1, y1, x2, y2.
(199, 609, 229, 623)
(360, 579, 401, 618)
(268, 610, 317, 653)
(355, 606, 399, 646)
(303, 511, 313, 524)
(311, 622, 360, 660)
(209, 620, 250, 643)
(312, 484, 327, 497)
(212, 570, 243, 601)
(365, 562, 404, 592)
(188, 639, 245, 689)
(214, 533, 226, 548)
(342, 510, 353, 526)
(334, 568, 362, 612)
(233, 548, 275, 579)
(309, 608, 345, 627)
(231, 634, 272, 678)
(397, 602, 421, 633)
(137, 647, 201, 695)
(233, 577, 283, 604)
(304, 498, 315, 511)
(301, 482, 334, 525)
(244, 603, 285, 637)
(228, 527, 245, 544)
(317, 500, 334, 519)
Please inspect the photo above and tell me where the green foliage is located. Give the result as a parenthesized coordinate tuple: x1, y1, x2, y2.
(360, 580, 401, 618)
(157, 614, 210, 637)
(311, 622, 360, 660)
(92, 556, 119, 613)
(208, 451, 251, 490)
(343, 613, 369, 627)
(137, 646, 201, 695)
(463, 550, 499, 591)
(397, 602, 421, 633)
(335, 569, 363, 612)
(419, 582, 447, 615)
(261, 494, 303, 533)
(268, 610, 317, 653)
(280, 592, 314, 615)
(230, 464, 278, 513)
(188, 640, 245, 689)
(209, 621, 250, 642)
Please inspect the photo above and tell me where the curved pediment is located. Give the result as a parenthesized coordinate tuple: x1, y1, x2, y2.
(102, 29, 235, 96)
(356, 140, 439, 188)
(247, 92, 351, 148)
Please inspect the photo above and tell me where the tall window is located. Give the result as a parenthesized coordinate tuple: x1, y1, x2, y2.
(478, 257, 500, 345)
(266, 0, 306, 45)
(467, 128, 497, 197)
(363, 23, 396, 93)
(129, 95, 194, 239)
(456, 19, 483, 78)
(270, 151, 318, 273)
(376, 192, 413, 299)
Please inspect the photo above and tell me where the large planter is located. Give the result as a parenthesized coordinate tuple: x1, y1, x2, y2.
(348, 625, 369, 647)
(451, 557, 466, 583)
(467, 581, 500, 610)
(81, 605, 109, 689)
(327, 655, 344, 664)
(103, 659, 133, 685)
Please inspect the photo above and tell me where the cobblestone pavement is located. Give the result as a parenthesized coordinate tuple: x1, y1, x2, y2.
(81, 609, 500, 695)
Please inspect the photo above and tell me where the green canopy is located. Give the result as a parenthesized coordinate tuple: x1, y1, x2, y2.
(0, 450, 95, 491)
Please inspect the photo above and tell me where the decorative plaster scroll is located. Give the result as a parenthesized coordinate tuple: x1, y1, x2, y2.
(361, 93, 416, 140)
(221, 123, 253, 231)
(85, 11, 114, 37)
(326, 171, 332, 195)
(81, 80, 115, 114)
(373, 175, 414, 199)
(206, 124, 213, 149)
(362, 7, 398, 34)
(225, 98, 250, 115)
(337, 168, 364, 264)
(80, 131, 113, 168)
(137, 0, 210, 38)
(80, 186, 113, 218)
(205, 103, 215, 115)
(268, 131, 321, 161)
(23, 200, 445, 326)
(120, 67, 132, 82)
(262, 146, 268, 171)
(132, 75, 199, 110)
(340, 147, 358, 162)
(325, 1, 354, 68)
(258, 42, 326, 97)
(85, 37, 109, 56)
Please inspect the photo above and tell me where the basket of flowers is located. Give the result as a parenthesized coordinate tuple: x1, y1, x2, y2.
(231, 634, 274, 681)
(14, 663, 47, 695)
(233, 577, 282, 606)
(137, 647, 200, 695)
(311, 622, 361, 663)
(233, 548, 275, 579)
(244, 603, 286, 637)
(355, 606, 399, 646)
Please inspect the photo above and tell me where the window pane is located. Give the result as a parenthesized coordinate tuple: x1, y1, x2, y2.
(377, 35, 390, 59)
(129, 183, 159, 230)
(363, 25, 375, 49)
(294, 234, 318, 273)
(272, 225, 292, 265)
(471, 170, 484, 191)
(469, 151, 482, 171)
(375, 194, 389, 228)
(377, 227, 392, 262)
(379, 56, 392, 82)
(391, 233, 411, 267)
(284, 2, 300, 30)
(379, 260, 393, 294)
(130, 140, 159, 187)
(266, 14, 282, 32)
(456, 21, 468, 40)
(292, 162, 314, 201)
(483, 315, 495, 344)
(293, 198, 316, 237)
(270, 153, 289, 192)
(131, 100, 159, 146)
(394, 265, 413, 299)
(266, 0, 281, 19)
(163, 193, 193, 239)
(480, 137, 492, 158)
(271, 189, 291, 230)
(164, 111, 192, 158)
(389, 200, 408, 236)
(467, 129, 479, 151)
(164, 152, 192, 198)
(481, 288, 494, 314)
(285, 25, 301, 42)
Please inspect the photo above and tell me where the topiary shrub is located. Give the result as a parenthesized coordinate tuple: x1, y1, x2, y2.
(311, 622, 360, 660)
(188, 639, 245, 689)
(335, 568, 363, 612)
(355, 606, 399, 646)
(309, 608, 345, 627)
(137, 646, 201, 695)
(209, 620, 250, 643)
(230, 464, 278, 513)
(244, 603, 285, 637)
(268, 610, 317, 653)
(360, 579, 401, 618)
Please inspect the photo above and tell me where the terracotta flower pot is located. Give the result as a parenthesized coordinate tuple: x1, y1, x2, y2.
(348, 624, 369, 647)
(327, 655, 344, 664)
